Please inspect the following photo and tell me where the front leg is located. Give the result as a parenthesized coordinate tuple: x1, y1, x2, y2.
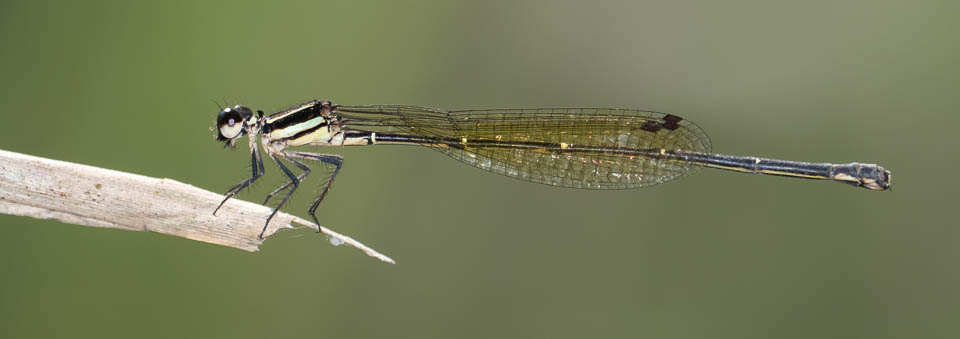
(213, 144, 264, 216)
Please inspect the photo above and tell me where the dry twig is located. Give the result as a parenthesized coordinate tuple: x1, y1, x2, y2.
(0, 149, 394, 264)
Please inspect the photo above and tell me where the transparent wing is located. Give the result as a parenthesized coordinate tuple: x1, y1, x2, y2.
(338, 105, 713, 189)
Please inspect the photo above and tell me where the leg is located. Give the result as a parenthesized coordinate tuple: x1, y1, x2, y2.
(283, 152, 344, 230)
(262, 157, 311, 205)
(213, 145, 264, 216)
(259, 153, 301, 238)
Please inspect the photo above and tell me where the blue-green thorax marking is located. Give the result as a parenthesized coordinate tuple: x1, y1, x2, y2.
(261, 100, 332, 141)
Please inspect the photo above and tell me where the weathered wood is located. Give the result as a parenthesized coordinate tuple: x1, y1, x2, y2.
(0, 149, 394, 264)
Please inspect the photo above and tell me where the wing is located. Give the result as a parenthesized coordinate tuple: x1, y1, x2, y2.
(337, 106, 712, 189)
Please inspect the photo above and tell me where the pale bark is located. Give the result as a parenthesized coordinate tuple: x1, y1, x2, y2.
(0, 149, 394, 264)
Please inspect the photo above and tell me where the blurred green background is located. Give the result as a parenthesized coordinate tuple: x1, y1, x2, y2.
(1, 0, 957, 338)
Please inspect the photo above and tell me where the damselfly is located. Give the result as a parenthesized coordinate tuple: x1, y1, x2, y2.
(212, 100, 891, 238)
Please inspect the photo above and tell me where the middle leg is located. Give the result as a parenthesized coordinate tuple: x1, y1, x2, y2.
(282, 151, 344, 230)
(259, 153, 302, 239)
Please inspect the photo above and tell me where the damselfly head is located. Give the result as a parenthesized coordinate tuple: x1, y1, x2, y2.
(216, 105, 255, 143)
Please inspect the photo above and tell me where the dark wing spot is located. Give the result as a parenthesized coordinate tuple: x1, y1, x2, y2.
(663, 114, 683, 123)
(640, 121, 662, 132)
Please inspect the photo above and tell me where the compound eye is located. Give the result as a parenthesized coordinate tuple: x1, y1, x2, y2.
(216, 107, 245, 140)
